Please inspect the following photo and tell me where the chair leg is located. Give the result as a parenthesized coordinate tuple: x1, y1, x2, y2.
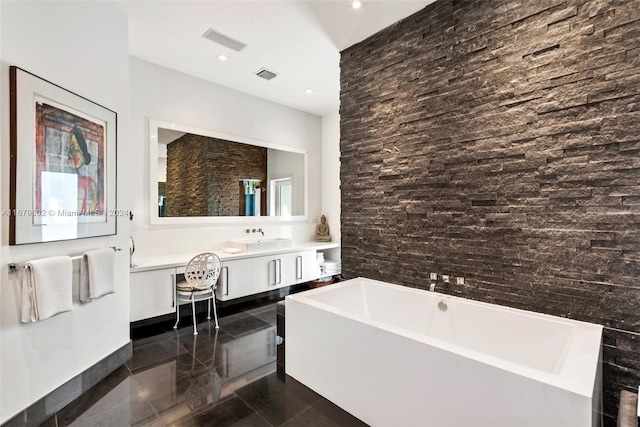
(173, 296, 180, 329)
(211, 294, 219, 329)
(207, 298, 211, 320)
(191, 295, 198, 335)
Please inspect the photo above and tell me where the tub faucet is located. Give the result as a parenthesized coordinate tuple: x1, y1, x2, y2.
(258, 228, 264, 236)
(129, 236, 136, 268)
(429, 282, 436, 292)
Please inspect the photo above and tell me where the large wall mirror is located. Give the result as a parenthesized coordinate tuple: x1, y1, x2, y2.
(149, 119, 307, 224)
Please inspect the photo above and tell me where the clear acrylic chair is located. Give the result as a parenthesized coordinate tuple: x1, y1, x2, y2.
(173, 252, 221, 335)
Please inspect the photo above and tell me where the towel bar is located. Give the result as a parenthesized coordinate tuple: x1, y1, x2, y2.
(8, 246, 122, 273)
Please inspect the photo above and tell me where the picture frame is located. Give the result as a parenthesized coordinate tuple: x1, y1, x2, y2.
(9, 66, 117, 244)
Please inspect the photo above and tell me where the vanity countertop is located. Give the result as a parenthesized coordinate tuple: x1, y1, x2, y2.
(130, 241, 340, 272)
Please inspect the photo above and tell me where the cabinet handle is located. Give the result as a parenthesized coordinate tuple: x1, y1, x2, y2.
(224, 266, 229, 296)
(276, 259, 282, 285)
(296, 255, 302, 280)
(171, 273, 176, 307)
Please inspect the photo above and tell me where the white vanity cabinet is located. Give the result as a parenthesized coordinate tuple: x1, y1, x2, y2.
(130, 243, 338, 320)
(216, 258, 252, 301)
(130, 268, 176, 322)
(295, 249, 320, 282)
(251, 250, 318, 293)
(251, 255, 281, 292)
(284, 250, 319, 285)
(216, 249, 320, 301)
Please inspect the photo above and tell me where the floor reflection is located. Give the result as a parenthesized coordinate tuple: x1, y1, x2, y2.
(53, 302, 366, 427)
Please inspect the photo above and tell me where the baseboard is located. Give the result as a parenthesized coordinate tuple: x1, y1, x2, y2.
(2, 341, 132, 427)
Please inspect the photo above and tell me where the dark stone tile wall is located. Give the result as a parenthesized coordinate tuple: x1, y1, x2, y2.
(339, 0, 640, 424)
(166, 134, 209, 216)
(207, 139, 267, 216)
(165, 134, 267, 216)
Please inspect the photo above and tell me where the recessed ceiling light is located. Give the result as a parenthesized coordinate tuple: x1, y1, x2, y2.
(217, 54, 228, 61)
(306, 89, 314, 94)
(351, 0, 365, 9)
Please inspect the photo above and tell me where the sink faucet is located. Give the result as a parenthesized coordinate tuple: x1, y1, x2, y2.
(429, 282, 436, 292)
(247, 228, 265, 236)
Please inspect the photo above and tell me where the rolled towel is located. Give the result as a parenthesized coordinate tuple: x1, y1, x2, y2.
(21, 256, 73, 323)
(80, 249, 115, 303)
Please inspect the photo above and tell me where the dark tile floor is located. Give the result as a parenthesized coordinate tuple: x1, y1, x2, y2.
(45, 303, 368, 427)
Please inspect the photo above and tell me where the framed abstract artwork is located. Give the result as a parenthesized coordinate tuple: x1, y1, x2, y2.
(9, 66, 117, 244)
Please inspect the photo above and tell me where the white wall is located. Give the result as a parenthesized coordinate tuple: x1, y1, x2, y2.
(0, 1, 130, 422)
(321, 112, 341, 244)
(267, 149, 305, 216)
(0, 1, 4, 418)
(129, 57, 322, 257)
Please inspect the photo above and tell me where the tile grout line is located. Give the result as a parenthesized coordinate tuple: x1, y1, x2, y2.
(236, 378, 319, 427)
(127, 366, 162, 423)
(52, 304, 282, 427)
(235, 393, 276, 427)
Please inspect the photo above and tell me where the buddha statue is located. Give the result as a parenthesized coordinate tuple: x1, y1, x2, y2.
(315, 214, 331, 242)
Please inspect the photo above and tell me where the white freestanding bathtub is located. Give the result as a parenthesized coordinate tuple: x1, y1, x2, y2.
(286, 277, 602, 426)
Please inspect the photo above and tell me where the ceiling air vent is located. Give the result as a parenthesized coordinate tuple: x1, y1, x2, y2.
(202, 28, 246, 52)
(256, 68, 278, 81)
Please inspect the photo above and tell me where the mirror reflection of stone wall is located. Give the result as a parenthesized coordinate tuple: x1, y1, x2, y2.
(165, 133, 267, 217)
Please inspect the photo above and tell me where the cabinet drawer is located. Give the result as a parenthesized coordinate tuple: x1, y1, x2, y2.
(251, 255, 281, 292)
(130, 268, 176, 322)
(217, 258, 252, 301)
(295, 250, 320, 283)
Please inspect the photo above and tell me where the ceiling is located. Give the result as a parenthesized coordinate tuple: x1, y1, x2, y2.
(114, 0, 435, 117)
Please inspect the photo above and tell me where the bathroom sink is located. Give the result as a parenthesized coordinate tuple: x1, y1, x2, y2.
(228, 237, 294, 253)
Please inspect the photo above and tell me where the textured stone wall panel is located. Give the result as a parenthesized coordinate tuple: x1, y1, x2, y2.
(208, 138, 267, 216)
(166, 135, 208, 216)
(165, 134, 266, 216)
(340, 0, 640, 424)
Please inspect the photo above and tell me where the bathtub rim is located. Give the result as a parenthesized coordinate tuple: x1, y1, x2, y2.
(286, 276, 602, 398)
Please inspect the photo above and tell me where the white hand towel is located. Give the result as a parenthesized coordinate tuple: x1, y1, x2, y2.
(21, 256, 73, 323)
(80, 249, 115, 303)
(222, 247, 242, 254)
